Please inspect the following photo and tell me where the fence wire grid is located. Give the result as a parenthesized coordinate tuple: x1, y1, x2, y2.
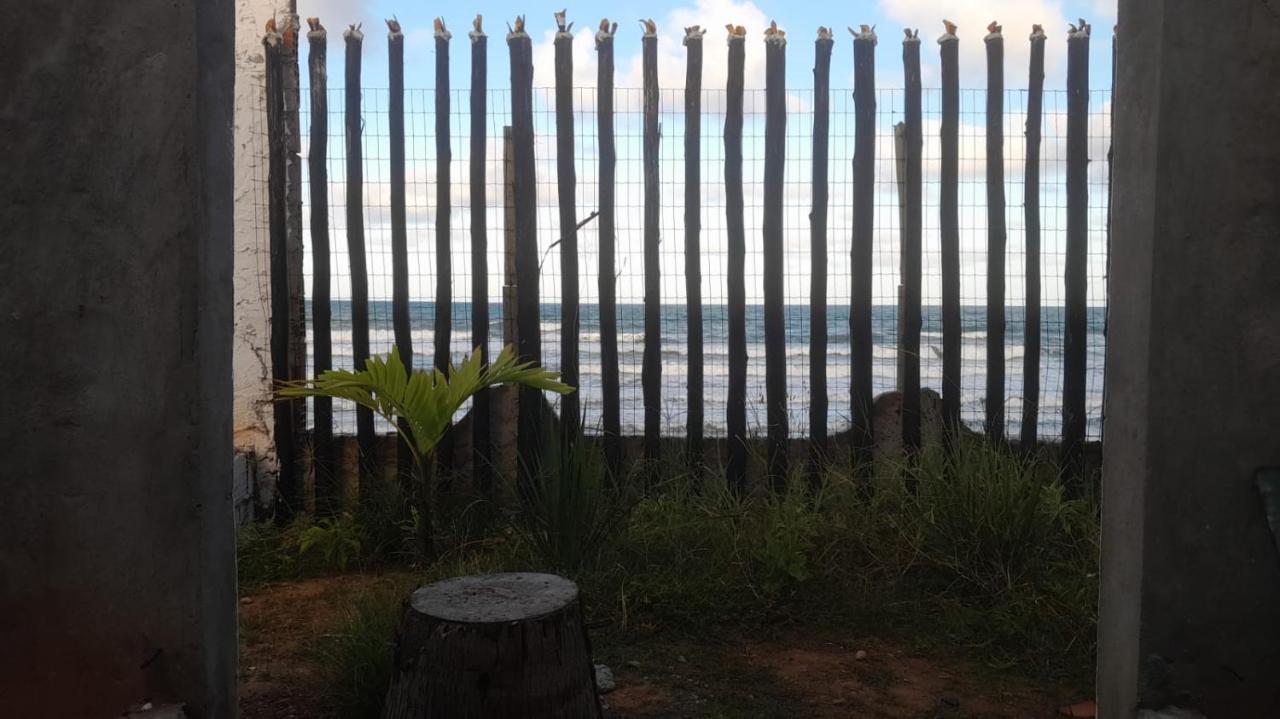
(263, 84, 1110, 441)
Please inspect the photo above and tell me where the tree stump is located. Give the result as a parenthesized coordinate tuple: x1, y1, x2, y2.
(382, 573, 602, 718)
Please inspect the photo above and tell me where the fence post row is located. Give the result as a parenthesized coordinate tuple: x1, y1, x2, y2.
(387, 18, 415, 498)
(763, 22, 789, 492)
(809, 27, 834, 481)
(1063, 21, 1091, 473)
(554, 11, 580, 444)
(850, 25, 877, 478)
(469, 16, 492, 498)
(640, 19, 662, 466)
(508, 18, 543, 493)
(286, 16, 1103, 505)
(264, 22, 300, 521)
(984, 22, 1006, 443)
(306, 18, 337, 516)
(1022, 25, 1047, 448)
(683, 25, 706, 468)
(724, 26, 748, 493)
(596, 20, 622, 479)
(901, 28, 923, 460)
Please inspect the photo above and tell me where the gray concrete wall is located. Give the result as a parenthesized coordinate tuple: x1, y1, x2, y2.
(0, 1, 237, 716)
(1101, 1, 1280, 716)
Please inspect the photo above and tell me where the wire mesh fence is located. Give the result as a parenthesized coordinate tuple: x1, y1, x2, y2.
(280, 83, 1109, 441)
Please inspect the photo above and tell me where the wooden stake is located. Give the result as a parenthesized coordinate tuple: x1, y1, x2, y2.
(470, 16, 492, 498)
(1063, 20, 1091, 472)
(1022, 25, 1047, 448)
(683, 25, 706, 468)
(388, 18, 415, 501)
(902, 28, 923, 458)
(938, 21, 963, 444)
(640, 19, 662, 466)
(809, 28, 834, 481)
(724, 26, 748, 493)
(984, 21, 1006, 442)
(554, 12, 580, 441)
(850, 24, 877, 478)
(763, 22, 789, 492)
(596, 20, 622, 478)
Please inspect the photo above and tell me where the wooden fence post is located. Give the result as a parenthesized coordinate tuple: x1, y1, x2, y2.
(984, 22, 1006, 442)
(596, 20, 622, 478)
(1063, 20, 1091, 472)
(851, 25, 877, 477)
(306, 18, 337, 516)
(388, 18, 415, 499)
(470, 16, 492, 497)
(343, 24, 375, 488)
(265, 24, 300, 520)
(554, 11, 580, 442)
(763, 22, 788, 492)
(508, 18, 542, 493)
(640, 19, 662, 465)
(901, 29, 923, 457)
(1022, 25, 1047, 448)
(724, 26, 748, 493)
(434, 19, 453, 377)
(938, 21, 962, 443)
(281, 15, 307, 458)
(809, 28, 834, 479)
(683, 25, 706, 467)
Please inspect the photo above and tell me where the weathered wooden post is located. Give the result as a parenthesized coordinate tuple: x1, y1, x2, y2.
(508, 17, 543, 493)
(1022, 24, 1047, 448)
(388, 17, 415, 498)
(1063, 20, 1090, 472)
(763, 21, 788, 492)
(344, 24, 376, 486)
(809, 27, 834, 480)
(266, 22, 300, 519)
(281, 14, 308, 455)
(984, 21, 1006, 442)
(596, 20, 622, 478)
(724, 24, 748, 492)
(382, 574, 602, 717)
(434, 18, 453, 378)
(307, 18, 338, 515)
(554, 10, 580, 442)
(470, 15, 492, 497)
(938, 20, 962, 443)
(683, 24, 706, 466)
(850, 24, 877, 477)
(640, 18, 662, 465)
(901, 28, 923, 457)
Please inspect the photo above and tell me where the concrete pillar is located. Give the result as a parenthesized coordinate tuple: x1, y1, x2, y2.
(0, 2, 236, 717)
(1100, 1, 1280, 716)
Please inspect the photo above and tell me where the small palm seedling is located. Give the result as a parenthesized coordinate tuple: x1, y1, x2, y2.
(277, 346, 573, 560)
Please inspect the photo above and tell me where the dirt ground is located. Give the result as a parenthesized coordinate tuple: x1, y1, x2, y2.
(239, 574, 1092, 718)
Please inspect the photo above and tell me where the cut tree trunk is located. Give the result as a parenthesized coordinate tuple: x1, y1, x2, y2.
(382, 573, 602, 718)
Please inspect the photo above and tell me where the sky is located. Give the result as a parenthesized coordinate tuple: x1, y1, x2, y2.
(298, 0, 1118, 93)
(286, 0, 1119, 306)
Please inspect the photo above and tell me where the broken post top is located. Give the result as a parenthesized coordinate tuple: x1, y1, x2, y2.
(434, 17, 451, 41)
(903, 27, 920, 44)
(386, 16, 402, 41)
(639, 18, 657, 37)
(939, 19, 957, 44)
(1068, 17, 1091, 40)
(683, 24, 706, 46)
(726, 24, 747, 43)
(264, 18, 281, 46)
(764, 20, 786, 45)
(306, 17, 325, 41)
(343, 23, 363, 43)
(849, 24, 877, 44)
(985, 21, 1003, 42)
(1030, 23, 1047, 42)
(506, 15, 527, 40)
(816, 26, 834, 43)
(469, 14, 485, 41)
(554, 9, 574, 39)
(410, 573, 580, 624)
(596, 18, 617, 46)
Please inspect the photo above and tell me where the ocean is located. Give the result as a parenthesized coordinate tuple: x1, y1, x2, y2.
(306, 300, 1107, 441)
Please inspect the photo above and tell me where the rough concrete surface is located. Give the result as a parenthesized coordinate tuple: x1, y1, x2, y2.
(1101, 1, 1280, 716)
(0, 1, 237, 717)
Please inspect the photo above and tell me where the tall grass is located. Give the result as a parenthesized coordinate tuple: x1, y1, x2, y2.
(242, 435, 1099, 717)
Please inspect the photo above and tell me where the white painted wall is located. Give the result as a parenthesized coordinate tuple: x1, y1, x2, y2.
(232, 0, 289, 471)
